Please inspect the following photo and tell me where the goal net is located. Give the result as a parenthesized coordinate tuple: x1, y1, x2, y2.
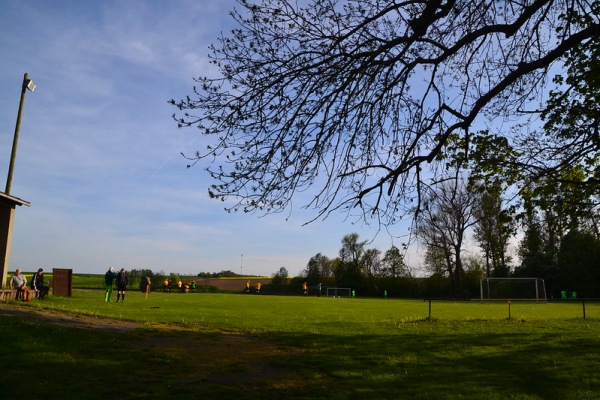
(326, 287, 351, 298)
(480, 278, 547, 301)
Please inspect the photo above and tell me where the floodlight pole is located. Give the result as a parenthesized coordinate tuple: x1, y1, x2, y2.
(0, 73, 34, 289)
(6, 73, 35, 195)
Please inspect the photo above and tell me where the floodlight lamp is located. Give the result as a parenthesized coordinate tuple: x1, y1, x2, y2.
(25, 79, 36, 92)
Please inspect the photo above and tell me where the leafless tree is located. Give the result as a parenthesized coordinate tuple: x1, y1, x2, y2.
(362, 247, 382, 291)
(415, 180, 480, 295)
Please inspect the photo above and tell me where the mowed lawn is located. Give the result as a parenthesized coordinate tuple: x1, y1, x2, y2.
(1, 287, 599, 400)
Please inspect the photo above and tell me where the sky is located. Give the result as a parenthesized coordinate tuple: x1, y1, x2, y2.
(0, 0, 418, 277)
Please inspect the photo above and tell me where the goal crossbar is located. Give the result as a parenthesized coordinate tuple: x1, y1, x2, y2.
(326, 287, 351, 298)
(480, 277, 547, 301)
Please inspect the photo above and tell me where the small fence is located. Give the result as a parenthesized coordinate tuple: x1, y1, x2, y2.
(424, 298, 600, 320)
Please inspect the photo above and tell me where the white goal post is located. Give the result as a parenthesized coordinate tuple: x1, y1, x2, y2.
(326, 287, 351, 298)
(480, 277, 547, 301)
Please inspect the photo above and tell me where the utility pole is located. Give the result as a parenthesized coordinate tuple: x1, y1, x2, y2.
(6, 72, 36, 194)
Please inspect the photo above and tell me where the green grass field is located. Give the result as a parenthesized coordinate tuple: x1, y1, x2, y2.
(1, 278, 599, 399)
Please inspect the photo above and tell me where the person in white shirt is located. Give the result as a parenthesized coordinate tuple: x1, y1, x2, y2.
(9, 268, 30, 301)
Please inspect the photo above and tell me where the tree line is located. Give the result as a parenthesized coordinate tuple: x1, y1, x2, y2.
(284, 180, 600, 299)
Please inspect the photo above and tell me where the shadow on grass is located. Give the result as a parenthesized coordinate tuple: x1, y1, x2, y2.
(0, 315, 598, 399)
(273, 330, 590, 399)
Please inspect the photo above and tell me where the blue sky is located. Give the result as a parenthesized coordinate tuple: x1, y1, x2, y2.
(0, 0, 415, 277)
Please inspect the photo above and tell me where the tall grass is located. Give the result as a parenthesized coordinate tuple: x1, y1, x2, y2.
(2, 286, 599, 399)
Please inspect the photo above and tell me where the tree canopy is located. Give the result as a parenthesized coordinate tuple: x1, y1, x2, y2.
(470, 9, 600, 215)
(171, 0, 599, 226)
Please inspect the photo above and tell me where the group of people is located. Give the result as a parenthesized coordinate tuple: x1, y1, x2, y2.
(104, 267, 128, 302)
(161, 278, 196, 293)
(560, 290, 577, 300)
(9, 268, 49, 301)
(304, 282, 324, 297)
(245, 280, 262, 294)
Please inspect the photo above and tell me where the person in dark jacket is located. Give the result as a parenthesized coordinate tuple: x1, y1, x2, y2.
(31, 268, 49, 299)
(116, 268, 128, 302)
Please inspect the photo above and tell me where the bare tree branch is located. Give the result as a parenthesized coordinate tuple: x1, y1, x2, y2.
(171, 0, 598, 226)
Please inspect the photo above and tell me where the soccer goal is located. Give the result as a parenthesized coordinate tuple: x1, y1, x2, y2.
(480, 277, 547, 302)
(326, 287, 351, 298)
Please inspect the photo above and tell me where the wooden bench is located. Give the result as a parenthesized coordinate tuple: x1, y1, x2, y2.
(0, 288, 37, 301)
(0, 289, 17, 301)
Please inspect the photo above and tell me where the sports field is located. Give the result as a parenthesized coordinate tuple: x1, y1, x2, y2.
(1, 285, 599, 399)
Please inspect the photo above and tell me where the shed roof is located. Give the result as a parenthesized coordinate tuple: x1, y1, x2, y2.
(0, 192, 30, 207)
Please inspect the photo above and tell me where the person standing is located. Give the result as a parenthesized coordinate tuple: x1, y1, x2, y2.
(116, 268, 128, 302)
(104, 267, 118, 302)
(302, 282, 308, 296)
(32, 268, 49, 299)
(141, 276, 152, 293)
(9, 268, 30, 301)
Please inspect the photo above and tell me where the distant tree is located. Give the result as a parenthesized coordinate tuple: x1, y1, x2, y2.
(196, 270, 243, 278)
(337, 233, 367, 290)
(270, 266, 289, 290)
(304, 253, 332, 284)
(129, 269, 156, 292)
(130, 269, 155, 281)
(423, 246, 447, 278)
(557, 229, 600, 297)
(217, 270, 239, 278)
(515, 170, 599, 286)
(473, 191, 515, 277)
(462, 256, 486, 298)
(362, 248, 382, 293)
(274, 266, 288, 278)
(331, 257, 344, 284)
(339, 233, 367, 266)
(514, 205, 556, 282)
(171, 0, 598, 227)
(422, 245, 451, 297)
(416, 180, 480, 296)
(381, 245, 409, 279)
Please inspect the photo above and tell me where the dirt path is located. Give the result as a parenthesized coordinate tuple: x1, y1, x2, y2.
(0, 302, 141, 332)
